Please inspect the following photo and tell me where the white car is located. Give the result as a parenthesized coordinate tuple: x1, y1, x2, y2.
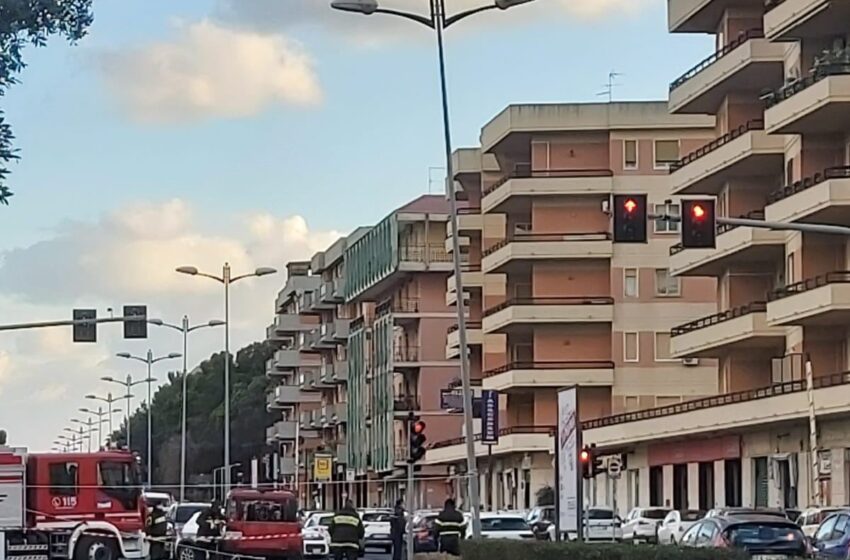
(563, 507, 623, 542)
(174, 511, 202, 560)
(622, 507, 671, 543)
(360, 509, 394, 552)
(143, 491, 175, 509)
(167, 502, 211, 536)
(302, 515, 332, 558)
(656, 510, 704, 544)
(473, 512, 534, 540)
(796, 507, 845, 537)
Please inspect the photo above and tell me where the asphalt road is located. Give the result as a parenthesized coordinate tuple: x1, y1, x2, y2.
(363, 550, 393, 560)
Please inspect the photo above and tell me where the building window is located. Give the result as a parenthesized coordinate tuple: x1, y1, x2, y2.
(655, 269, 681, 297)
(624, 268, 639, 298)
(654, 202, 680, 233)
(656, 396, 682, 407)
(624, 332, 639, 362)
(654, 332, 674, 361)
(624, 140, 638, 169)
(654, 139, 680, 169)
(624, 396, 639, 411)
(787, 253, 795, 285)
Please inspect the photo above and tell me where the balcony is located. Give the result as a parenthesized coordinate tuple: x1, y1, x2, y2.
(332, 361, 348, 383)
(481, 166, 613, 214)
(273, 349, 320, 371)
(668, 0, 763, 33)
(669, 214, 785, 276)
(764, 62, 850, 135)
(333, 278, 346, 300)
(765, 166, 850, 225)
(482, 296, 614, 334)
(315, 281, 338, 309)
(393, 396, 420, 414)
(447, 265, 484, 306)
(316, 323, 338, 349)
(669, 30, 785, 114)
(583, 371, 850, 448)
(393, 345, 421, 367)
(767, 271, 850, 326)
(669, 120, 786, 195)
(332, 403, 348, 424)
(446, 322, 483, 360)
(279, 457, 296, 476)
(482, 232, 613, 273)
(425, 426, 555, 464)
(275, 384, 320, 405)
(482, 361, 615, 392)
(670, 302, 786, 358)
(298, 290, 319, 315)
(267, 420, 298, 442)
(332, 318, 350, 341)
(398, 244, 453, 272)
(765, 0, 850, 40)
(447, 208, 483, 236)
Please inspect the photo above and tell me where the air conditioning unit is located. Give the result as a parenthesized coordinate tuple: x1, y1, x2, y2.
(682, 358, 700, 367)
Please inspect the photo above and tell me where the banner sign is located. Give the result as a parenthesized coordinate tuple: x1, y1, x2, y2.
(481, 390, 499, 445)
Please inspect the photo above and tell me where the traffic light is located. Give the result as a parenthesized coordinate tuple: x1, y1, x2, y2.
(681, 199, 716, 249)
(73, 309, 97, 343)
(591, 444, 604, 477)
(409, 413, 427, 463)
(612, 194, 647, 243)
(123, 305, 148, 339)
(580, 445, 592, 479)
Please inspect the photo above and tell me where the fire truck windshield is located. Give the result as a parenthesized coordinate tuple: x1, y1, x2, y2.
(98, 460, 142, 510)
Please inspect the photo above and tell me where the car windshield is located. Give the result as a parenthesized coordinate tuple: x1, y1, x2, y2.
(644, 509, 671, 519)
(175, 505, 208, 523)
(481, 518, 529, 531)
(314, 515, 334, 527)
(804, 510, 840, 524)
(724, 522, 806, 550)
(362, 513, 391, 522)
(587, 509, 614, 519)
(681, 511, 705, 521)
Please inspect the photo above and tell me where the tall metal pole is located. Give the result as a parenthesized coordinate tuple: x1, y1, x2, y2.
(433, 0, 481, 537)
(223, 263, 232, 496)
(147, 350, 153, 487)
(805, 354, 822, 506)
(406, 419, 414, 560)
(181, 316, 189, 503)
(97, 406, 104, 449)
(87, 418, 92, 453)
(107, 394, 114, 441)
(125, 375, 133, 451)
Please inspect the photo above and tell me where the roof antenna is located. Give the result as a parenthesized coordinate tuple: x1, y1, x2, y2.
(597, 70, 624, 103)
(428, 166, 445, 194)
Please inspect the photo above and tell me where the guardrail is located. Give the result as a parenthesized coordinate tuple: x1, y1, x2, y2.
(670, 29, 764, 92)
(671, 302, 767, 337)
(482, 232, 612, 258)
(768, 271, 850, 301)
(669, 119, 764, 173)
(484, 296, 615, 317)
(483, 164, 613, 197)
(483, 360, 616, 378)
(767, 166, 850, 203)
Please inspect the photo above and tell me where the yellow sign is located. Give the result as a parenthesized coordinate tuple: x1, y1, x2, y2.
(314, 455, 333, 481)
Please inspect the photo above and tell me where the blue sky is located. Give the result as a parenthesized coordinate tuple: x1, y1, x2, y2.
(0, 0, 713, 449)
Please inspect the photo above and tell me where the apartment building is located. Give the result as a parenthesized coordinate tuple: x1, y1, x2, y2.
(429, 101, 719, 511)
(583, 0, 850, 513)
(345, 195, 463, 509)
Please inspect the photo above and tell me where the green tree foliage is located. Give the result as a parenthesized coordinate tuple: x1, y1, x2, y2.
(112, 341, 277, 487)
(0, 0, 94, 203)
(535, 484, 554, 506)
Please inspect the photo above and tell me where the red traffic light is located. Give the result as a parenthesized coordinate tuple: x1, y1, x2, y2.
(624, 198, 638, 214)
(413, 421, 426, 434)
(580, 449, 590, 462)
(691, 204, 706, 220)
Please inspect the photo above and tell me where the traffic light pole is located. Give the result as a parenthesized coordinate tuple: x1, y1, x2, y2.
(406, 418, 414, 560)
(0, 315, 146, 332)
(652, 213, 850, 236)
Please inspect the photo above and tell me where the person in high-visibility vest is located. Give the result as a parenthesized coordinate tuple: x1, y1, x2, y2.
(329, 499, 364, 560)
(145, 504, 168, 560)
(435, 499, 466, 556)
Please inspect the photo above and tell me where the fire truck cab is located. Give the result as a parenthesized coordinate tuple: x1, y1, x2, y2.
(0, 445, 148, 560)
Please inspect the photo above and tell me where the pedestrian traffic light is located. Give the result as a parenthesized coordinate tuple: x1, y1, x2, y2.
(123, 305, 148, 339)
(580, 445, 592, 479)
(612, 194, 647, 243)
(681, 199, 716, 249)
(408, 413, 427, 464)
(73, 309, 97, 343)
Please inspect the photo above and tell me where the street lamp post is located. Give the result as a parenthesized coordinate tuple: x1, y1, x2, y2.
(62, 428, 80, 452)
(70, 418, 96, 453)
(80, 406, 123, 448)
(116, 351, 181, 487)
(85, 393, 124, 441)
(330, 0, 536, 538)
(148, 316, 224, 502)
(101, 375, 151, 452)
(176, 263, 277, 495)
(212, 463, 242, 502)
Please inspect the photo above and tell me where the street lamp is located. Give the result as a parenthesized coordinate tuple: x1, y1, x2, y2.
(80, 406, 122, 449)
(101, 375, 148, 452)
(148, 316, 224, 501)
(176, 263, 277, 495)
(212, 462, 242, 502)
(85, 393, 124, 440)
(116, 351, 181, 487)
(70, 418, 96, 453)
(330, 0, 535, 538)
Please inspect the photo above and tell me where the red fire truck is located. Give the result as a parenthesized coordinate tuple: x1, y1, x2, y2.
(0, 445, 148, 560)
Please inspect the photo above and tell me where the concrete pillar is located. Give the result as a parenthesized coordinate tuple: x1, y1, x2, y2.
(638, 467, 650, 508)
(615, 474, 629, 518)
(741, 457, 753, 507)
(797, 451, 811, 508)
(662, 465, 674, 508)
(687, 463, 700, 510)
(831, 448, 846, 506)
(713, 460, 726, 508)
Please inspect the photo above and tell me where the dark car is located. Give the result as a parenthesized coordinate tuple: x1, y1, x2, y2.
(680, 514, 810, 557)
(411, 512, 440, 553)
(810, 509, 850, 560)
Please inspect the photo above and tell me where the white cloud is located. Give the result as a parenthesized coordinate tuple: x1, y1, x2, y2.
(98, 20, 323, 123)
(0, 199, 342, 450)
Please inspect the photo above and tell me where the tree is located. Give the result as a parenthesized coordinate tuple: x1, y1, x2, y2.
(536, 485, 554, 506)
(0, 0, 94, 203)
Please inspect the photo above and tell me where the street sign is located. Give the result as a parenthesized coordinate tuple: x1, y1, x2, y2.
(72, 309, 97, 343)
(556, 387, 579, 536)
(440, 389, 463, 411)
(607, 456, 622, 479)
(123, 305, 148, 339)
(481, 390, 499, 445)
(314, 454, 332, 481)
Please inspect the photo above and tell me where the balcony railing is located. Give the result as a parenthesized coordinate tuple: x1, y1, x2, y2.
(768, 271, 850, 301)
(483, 163, 614, 197)
(669, 119, 765, 173)
(670, 29, 765, 92)
(430, 425, 556, 450)
(393, 298, 421, 313)
(767, 166, 850, 204)
(482, 232, 612, 258)
(393, 345, 420, 363)
(763, 51, 850, 108)
(446, 377, 482, 390)
(484, 296, 615, 317)
(448, 321, 482, 335)
(483, 360, 616, 378)
(669, 210, 767, 255)
(393, 396, 420, 411)
(457, 206, 480, 215)
(399, 244, 451, 263)
(583, 369, 850, 430)
(671, 302, 767, 337)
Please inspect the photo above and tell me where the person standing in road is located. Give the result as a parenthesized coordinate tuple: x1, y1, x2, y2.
(390, 499, 405, 560)
(329, 499, 364, 560)
(195, 502, 226, 560)
(435, 499, 465, 556)
(145, 503, 169, 560)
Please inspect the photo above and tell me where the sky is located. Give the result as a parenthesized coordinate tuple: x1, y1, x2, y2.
(0, 0, 712, 452)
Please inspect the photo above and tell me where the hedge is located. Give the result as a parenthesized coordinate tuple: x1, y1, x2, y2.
(459, 540, 750, 560)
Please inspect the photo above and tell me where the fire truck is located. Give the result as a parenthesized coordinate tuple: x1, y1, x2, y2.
(0, 445, 148, 560)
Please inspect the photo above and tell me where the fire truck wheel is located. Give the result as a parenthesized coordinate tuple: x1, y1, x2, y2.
(75, 536, 118, 560)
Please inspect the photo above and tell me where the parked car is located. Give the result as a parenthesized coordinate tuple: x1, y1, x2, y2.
(167, 502, 211, 537)
(798, 507, 845, 537)
(301, 515, 332, 559)
(526, 506, 555, 540)
(359, 508, 394, 552)
(564, 507, 623, 542)
(143, 491, 175, 509)
(809, 510, 850, 559)
(680, 513, 809, 557)
(410, 511, 441, 553)
(305, 512, 364, 557)
(657, 510, 705, 544)
(473, 512, 534, 540)
(705, 507, 788, 519)
(622, 507, 671, 543)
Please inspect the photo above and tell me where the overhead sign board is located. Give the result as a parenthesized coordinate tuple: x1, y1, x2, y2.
(314, 454, 332, 481)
